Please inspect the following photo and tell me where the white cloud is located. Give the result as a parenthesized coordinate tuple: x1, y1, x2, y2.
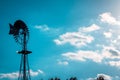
(54, 12, 120, 68)
(62, 50, 103, 63)
(54, 32, 94, 47)
(102, 46, 120, 59)
(103, 32, 112, 38)
(58, 30, 120, 68)
(99, 12, 120, 25)
(108, 61, 120, 68)
(0, 72, 18, 79)
(54, 24, 101, 48)
(34, 24, 61, 35)
(35, 24, 50, 31)
(0, 69, 44, 79)
(100, 46, 120, 68)
(30, 69, 44, 76)
(57, 60, 69, 65)
(82, 24, 100, 32)
(61, 46, 120, 68)
(54, 24, 98, 47)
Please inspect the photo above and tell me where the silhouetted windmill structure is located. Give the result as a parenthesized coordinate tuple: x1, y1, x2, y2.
(9, 20, 32, 80)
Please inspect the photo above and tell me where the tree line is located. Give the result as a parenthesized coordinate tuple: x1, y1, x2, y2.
(39, 75, 105, 80)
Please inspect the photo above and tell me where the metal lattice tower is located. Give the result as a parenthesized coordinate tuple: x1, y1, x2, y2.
(9, 20, 32, 80)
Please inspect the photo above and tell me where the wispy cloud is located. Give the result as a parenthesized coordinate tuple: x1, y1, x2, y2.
(108, 61, 120, 68)
(57, 60, 69, 66)
(0, 72, 18, 79)
(0, 69, 44, 79)
(30, 69, 44, 76)
(34, 24, 61, 35)
(81, 24, 100, 32)
(35, 24, 50, 31)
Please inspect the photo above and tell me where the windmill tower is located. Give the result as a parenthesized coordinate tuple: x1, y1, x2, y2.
(9, 20, 32, 80)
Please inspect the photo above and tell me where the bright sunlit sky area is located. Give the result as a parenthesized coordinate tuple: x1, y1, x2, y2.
(1, 0, 120, 80)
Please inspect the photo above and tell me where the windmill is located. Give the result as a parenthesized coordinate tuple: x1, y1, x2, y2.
(9, 20, 32, 80)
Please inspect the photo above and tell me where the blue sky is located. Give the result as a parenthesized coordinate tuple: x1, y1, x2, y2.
(1, 0, 120, 80)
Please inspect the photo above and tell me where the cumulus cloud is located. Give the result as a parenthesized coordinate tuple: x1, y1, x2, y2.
(54, 12, 120, 68)
(62, 45, 120, 67)
(62, 50, 102, 63)
(35, 24, 50, 31)
(102, 46, 120, 59)
(54, 24, 100, 48)
(0, 69, 44, 79)
(99, 12, 120, 25)
(101, 46, 120, 68)
(54, 32, 94, 47)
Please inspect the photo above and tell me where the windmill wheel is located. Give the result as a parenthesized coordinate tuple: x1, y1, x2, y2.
(9, 20, 29, 45)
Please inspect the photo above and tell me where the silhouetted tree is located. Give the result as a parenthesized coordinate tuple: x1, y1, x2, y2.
(97, 76, 104, 80)
(69, 77, 77, 80)
(55, 77, 60, 80)
(49, 78, 54, 80)
(48, 77, 77, 80)
(73, 77, 77, 80)
(70, 77, 73, 80)
(49, 77, 60, 80)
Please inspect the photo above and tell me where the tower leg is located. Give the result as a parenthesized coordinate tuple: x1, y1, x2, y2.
(23, 54, 27, 80)
(18, 54, 31, 80)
